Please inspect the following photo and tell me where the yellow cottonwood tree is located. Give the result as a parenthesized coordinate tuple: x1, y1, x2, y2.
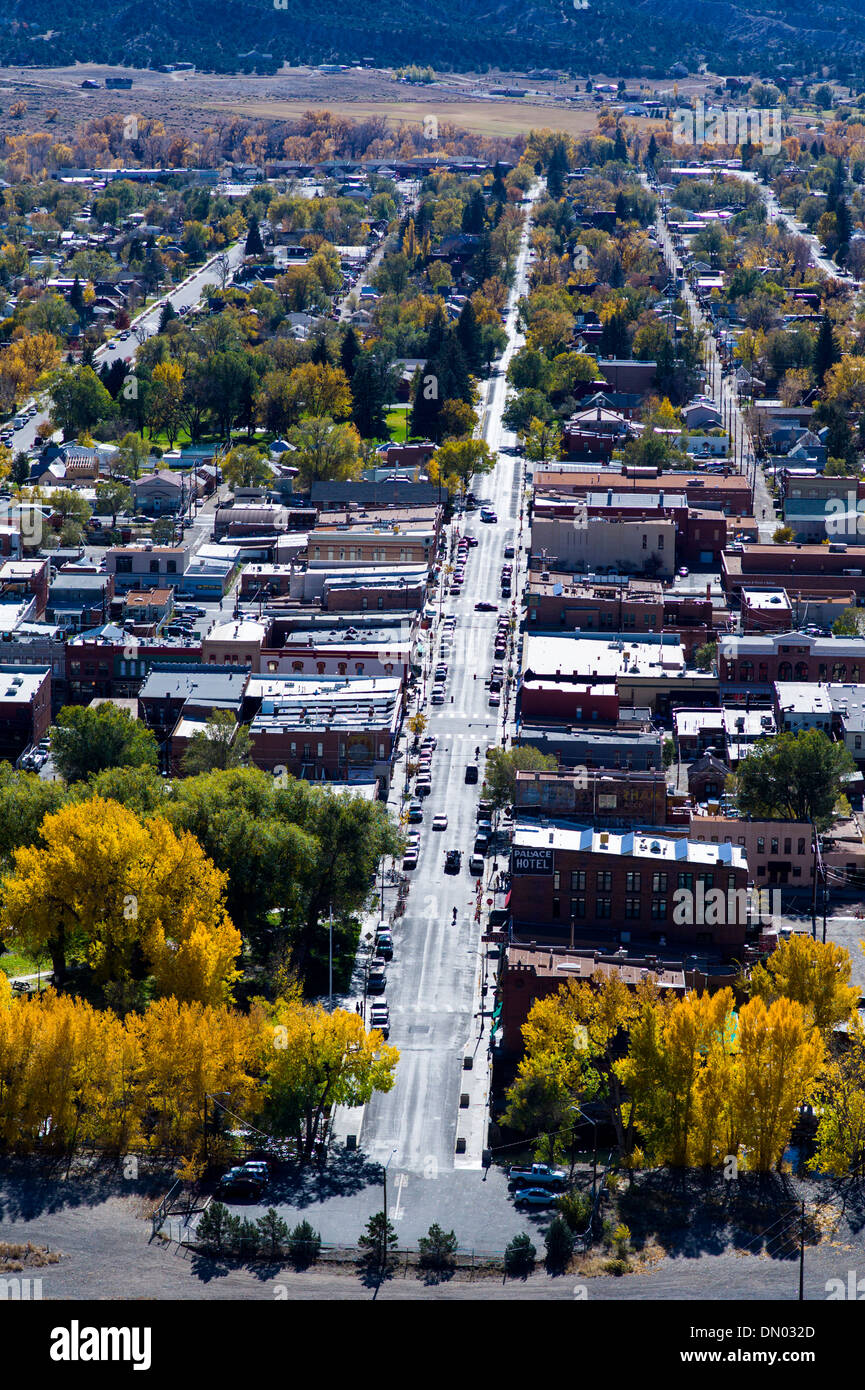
(749, 934, 858, 1034)
(1, 797, 241, 1005)
(731, 995, 825, 1172)
(261, 995, 399, 1160)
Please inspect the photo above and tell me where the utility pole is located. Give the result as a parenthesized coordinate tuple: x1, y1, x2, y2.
(798, 1200, 805, 1301)
(328, 907, 333, 1008)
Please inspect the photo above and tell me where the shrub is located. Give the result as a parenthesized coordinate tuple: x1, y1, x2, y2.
(613, 1222, 631, 1259)
(556, 1189, 591, 1232)
(504, 1232, 537, 1277)
(544, 1215, 575, 1272)
(287, 1219, 322, 1269)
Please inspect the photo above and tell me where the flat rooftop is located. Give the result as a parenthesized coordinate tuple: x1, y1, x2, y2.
(512, 820, 747, 868)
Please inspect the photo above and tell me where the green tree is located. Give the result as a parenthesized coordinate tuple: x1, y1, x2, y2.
(815, 312, 838, 385)
(833, 607, 863, 636)
(255, 1208, 289, 1260)
(358, 1211, 398, 1272)
(484, 746, 558, 810)
(95, 480, 132, 528)
(286, 1218, 321, 1268)
(733, 729, 856, 831)
(350, 350, 395, 440)
(196, 1201, 233, 1255)
(181, 712, 252, 776)
(113, 432, 150, 481)
(287, 416, 362, 490)
(50, 704, 159, 784)
(49, 365, 116, 440)
(244, 212, 265, 258)
(694, 641, 717, 672)
(417, 1223, 458, 1273)
(544, 1214, 575, 1272)
(504, 1232, 536, 1277)
(221, 445, 271, 491)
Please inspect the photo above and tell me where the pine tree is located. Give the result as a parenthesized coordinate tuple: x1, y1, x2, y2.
(545, 1215, 575, 1272)
(613, 126, 628, 162)
(358, 1211, 398, 1271)
(158, 299, 176, 332)
(461, 189, 486, 236)
(647, 133, 658, 166)
(256, 1208, 289, 1260)
(410, 359, 442, 440)
(456, 300, 483, 374)
(69, 275, 85, 318)
(340, 326, 361, 379)
(815, 312, 838, 384)
(244, 212, 265, 258)
(350, 350, 393, 440)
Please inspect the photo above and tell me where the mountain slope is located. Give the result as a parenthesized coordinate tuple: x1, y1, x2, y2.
(4, 0, 865, 75)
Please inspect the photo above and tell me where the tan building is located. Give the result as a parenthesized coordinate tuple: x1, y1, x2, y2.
(530, 514, 675, 579)
(201, 619, 267, 671)
(689, 813, 813, 888)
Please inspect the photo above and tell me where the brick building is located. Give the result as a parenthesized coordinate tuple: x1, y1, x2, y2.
(509, 822, 750, 951)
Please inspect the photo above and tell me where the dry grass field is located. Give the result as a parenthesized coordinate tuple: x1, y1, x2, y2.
(0, 63, 669, 145)
(206, 95, 612, 140)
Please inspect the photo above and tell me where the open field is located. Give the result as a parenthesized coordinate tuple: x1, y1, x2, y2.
(0, 63, 669, 146)
(205, 96, 615, 140)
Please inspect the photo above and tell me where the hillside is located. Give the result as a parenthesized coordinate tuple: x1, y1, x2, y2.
(4, 0, 865, 77)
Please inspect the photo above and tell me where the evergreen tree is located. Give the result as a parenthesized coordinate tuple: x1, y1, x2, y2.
(11, 451, 30, 487)
(490, 163, 508, 205)
(310, 335, 330, 366)
(815, 312, 838, 384)
(614, 191, 628, 222)
(647, 133, 658, 166)
(613, 126, 628, 162)
(350, 349, 394, 439)
(69, 275, 85, 318)
(547, 140, 569, 198)
(340, 325, 361, 379)
(244, 212, 265, 257)
(435, 330, 472, 405)
(158, 299, 176, 332)
(545, 1215, 575, 1272)
(461, 188, 487, 235)
(456, 299, 483, 373)
(410, 359, 442, 440)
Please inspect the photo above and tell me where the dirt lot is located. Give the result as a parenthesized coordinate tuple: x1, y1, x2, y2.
(0, 63, 666, 146)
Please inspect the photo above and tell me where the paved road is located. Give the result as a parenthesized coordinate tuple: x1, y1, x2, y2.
(651, 187, 778, 542)
(345, 191, 537, 1179)
(9, 244, 247, 456)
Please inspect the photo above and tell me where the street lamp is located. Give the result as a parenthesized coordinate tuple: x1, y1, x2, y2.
(381, 1147, 398, 1265)
(203, 1089, 230, 1165)
(568, 1102, 598, 1197)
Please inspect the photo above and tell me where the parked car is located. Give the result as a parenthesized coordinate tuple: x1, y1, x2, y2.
(369, 1004, 390, 1038)
(513, 1186, 557, 1208)
(374, 930, 394, 959)
(468, 854, 484, 875)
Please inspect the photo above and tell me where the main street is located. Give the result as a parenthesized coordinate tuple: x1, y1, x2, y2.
(334, 191, 538, 1179)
